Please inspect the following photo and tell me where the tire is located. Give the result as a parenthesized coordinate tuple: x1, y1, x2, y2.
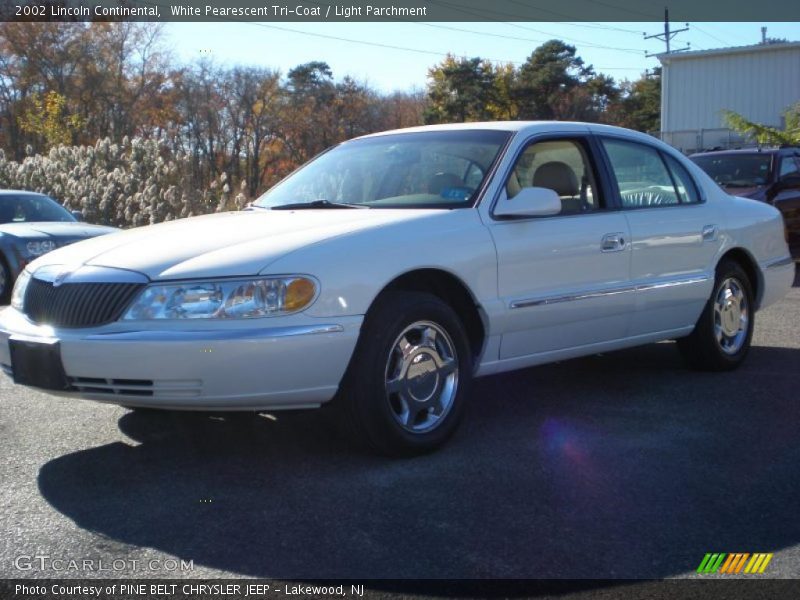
(336, 291, 473, 457)
(677, 258, 755, 371)
(0, 257, 11, 305)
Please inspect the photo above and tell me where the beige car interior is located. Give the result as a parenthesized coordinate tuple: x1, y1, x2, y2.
(506, 140, 598, 214)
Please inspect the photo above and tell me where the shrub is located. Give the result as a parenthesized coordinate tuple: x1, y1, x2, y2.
(0, 137, 249, 228)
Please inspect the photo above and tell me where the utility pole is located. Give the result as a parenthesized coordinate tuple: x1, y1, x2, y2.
(644, 7, 690, 57)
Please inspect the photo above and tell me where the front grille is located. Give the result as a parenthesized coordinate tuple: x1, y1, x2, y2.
(23, 278, 144, 328)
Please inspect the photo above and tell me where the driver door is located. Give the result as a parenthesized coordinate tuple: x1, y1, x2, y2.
(486, 135, 634, 360)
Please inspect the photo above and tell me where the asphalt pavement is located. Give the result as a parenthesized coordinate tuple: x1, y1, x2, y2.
(1, 268, 799, 581)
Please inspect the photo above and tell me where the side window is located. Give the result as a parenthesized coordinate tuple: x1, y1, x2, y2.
(779, 156, 800, 179)
(602, 139, 680, 208)
(663, 153, 701, 204)
(506, 139, 600, 215)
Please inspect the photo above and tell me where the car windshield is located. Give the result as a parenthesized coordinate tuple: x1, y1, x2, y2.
(691, 154, 773, 188)
(254, 130, 512, 209)
(0, 194, 75, 224)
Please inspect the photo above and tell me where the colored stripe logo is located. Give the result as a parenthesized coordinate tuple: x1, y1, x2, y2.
(697, 553, 773, 574)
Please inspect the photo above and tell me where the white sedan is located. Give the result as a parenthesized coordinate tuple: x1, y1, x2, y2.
(0, 122, 793, 455)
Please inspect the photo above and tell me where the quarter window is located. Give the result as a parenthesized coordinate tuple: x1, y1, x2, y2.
(506, 139, 600, 214)
(663, 153, 701, 204)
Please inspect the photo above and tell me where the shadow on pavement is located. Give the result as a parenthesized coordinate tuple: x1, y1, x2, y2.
(37, 342, 800, 579)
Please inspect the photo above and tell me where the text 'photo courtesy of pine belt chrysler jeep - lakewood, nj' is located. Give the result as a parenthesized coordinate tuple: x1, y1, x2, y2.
(0, 122, 793, 456)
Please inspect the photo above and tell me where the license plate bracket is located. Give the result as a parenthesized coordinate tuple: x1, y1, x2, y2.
(9, 338, 71, 391)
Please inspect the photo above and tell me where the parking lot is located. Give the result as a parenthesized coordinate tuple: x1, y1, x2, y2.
(0, 268, 798, 581)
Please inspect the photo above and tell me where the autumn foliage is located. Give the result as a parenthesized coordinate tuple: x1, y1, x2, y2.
(0, 23, 658, 228)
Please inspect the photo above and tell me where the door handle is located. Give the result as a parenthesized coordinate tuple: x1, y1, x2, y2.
(702, 225, 718, 242)
(601, 232, 627, 252)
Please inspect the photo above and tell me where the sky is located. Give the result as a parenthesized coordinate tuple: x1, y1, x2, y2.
(166, 21, 800, 92)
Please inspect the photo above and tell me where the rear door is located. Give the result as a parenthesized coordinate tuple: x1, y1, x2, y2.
(597, 136, 720, 337)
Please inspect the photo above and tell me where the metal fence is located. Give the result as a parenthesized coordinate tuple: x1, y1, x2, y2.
(649, 128, 754, 154)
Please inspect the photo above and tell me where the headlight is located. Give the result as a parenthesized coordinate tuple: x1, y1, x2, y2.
(26, 240, 57, 256)
(11, 269, 31, 310)
(121, 276, 318, 320)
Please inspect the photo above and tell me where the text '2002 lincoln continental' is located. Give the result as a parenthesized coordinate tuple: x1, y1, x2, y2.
(0, 122, 793, 455)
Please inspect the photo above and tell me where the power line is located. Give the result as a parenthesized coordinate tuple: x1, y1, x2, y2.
(136, 0, 649, 75)
(423, 0, 646, 54)
(271, 0, 649, 55)
(247, 21, 528, 64)
(412, 21, 645, 54)
(691, 24, 731, 47)
(246, 21, 643, 71)
(498, 0, 646, 34)
(644, 8, 690, 57)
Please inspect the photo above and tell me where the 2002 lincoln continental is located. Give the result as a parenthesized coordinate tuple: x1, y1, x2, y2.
(0, 122, 793, 455)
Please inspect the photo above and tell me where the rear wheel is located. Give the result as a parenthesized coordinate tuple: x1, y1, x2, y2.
(677, 259, 754, 371)
(336, 291, 473, 457)
(0, 257, 11, 305)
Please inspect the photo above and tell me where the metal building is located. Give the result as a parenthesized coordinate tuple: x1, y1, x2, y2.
(658, 41, 800, 153)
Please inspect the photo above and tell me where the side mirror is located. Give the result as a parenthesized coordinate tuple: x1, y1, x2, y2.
(778, 174, 800, 190)
(71, 210, 84, 222)
(494, 186, 562, 218)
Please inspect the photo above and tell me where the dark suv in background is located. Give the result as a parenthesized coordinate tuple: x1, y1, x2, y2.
(690, 147, 800, 259)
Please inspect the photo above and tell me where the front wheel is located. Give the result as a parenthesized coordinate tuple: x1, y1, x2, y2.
(336, 291, 473, 457)
(677, 259, 754, 371)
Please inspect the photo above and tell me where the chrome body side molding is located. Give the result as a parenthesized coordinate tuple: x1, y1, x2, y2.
(510, 275, 710, 309)
(764, 256, 794, 270)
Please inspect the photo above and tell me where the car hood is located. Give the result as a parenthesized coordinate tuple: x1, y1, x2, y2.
(0, 221, 118, 238)
(29, 209, 438, 280)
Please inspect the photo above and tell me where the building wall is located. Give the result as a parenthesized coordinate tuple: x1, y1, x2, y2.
(660, 43, 800, 151)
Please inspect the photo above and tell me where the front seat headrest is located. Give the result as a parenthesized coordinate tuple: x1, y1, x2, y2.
(532, 162, 579, 197)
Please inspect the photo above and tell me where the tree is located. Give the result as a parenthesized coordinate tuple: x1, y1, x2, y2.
(514, 40, 593, 120)
(607, 68, 661, 133)
(222, 66, 282, 196)
(723, 103, 800, 146)
(0, 22, 170, 156)
(280, 61, 337, 162)
(18, 90, 83, 147)
(424, 55, 499, 123)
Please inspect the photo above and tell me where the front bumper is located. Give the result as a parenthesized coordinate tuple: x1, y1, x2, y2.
(0, 307, 362, 410)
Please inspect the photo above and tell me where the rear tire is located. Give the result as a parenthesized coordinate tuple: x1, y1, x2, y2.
(336, 291, 473, 457)
(677, 259, 754, 371)
(0, 257, 11, 305)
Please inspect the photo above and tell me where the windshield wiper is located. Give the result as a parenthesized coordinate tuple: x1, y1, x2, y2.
(271, 199, 367, 210)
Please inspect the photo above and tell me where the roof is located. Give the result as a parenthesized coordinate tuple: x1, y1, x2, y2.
(354, 120, 643, 139)
(659, 41, 800, 64)
(352, 120, 678, 157)
(355, 121, 543, 138)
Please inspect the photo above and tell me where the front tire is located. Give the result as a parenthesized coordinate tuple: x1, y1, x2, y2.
(336, 291, 473, 457)
(677, 259, 754, 371)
